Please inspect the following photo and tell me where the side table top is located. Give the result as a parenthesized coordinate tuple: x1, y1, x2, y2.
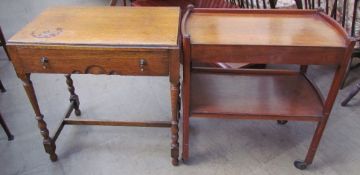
(184, 9, 348, 47)
(8, 6, 180, 47)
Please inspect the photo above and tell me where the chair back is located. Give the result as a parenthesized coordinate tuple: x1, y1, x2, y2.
(298, 0, 360, 38)
(194, 0, 276, 9)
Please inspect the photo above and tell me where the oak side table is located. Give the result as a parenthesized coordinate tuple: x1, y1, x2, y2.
(7, 6, 181, 165)
(181, 6, 355, 169)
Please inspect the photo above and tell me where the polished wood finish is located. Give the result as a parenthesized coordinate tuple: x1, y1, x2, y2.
(7, 7, 181, 165)
(191, 72, 323, 118)
(182, 6, 355, 169)
(14, 47, 170, 75)
(186, 11, 346, 47)
(0, 26, 11, 61)
(129, 0, 276, 69)
(9, 7, 179, 47)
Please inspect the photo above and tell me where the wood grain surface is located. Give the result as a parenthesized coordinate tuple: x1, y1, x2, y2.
(186, 10, 347, 47)
(9, 6, 180, 47)
(190, 72, 324, 118)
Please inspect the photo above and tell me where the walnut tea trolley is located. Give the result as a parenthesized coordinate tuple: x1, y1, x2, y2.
(181, 6, 355, 169)
(7, 7, 181, 165)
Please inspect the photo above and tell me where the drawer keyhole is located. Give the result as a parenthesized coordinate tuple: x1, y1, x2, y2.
(139, 59, 147, 72)
(40, 57, 49, 69)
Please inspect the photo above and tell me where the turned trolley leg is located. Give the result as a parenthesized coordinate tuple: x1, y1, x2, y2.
(0, 113, 14, 141)
(20, 74, 57, 161)
(170, 83, 180, 165)
(65, 74, 81, 116)
(294, 118, 329, 170)
(182, 101, 190, 162)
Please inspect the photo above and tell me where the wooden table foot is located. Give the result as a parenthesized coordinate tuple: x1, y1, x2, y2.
(43, 138, 58, 161)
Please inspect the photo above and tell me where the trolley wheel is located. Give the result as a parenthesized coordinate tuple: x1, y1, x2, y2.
(294, 160, 308, 170)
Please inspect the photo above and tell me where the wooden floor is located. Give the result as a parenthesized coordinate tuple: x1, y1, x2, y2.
(1, 0, 360, 175)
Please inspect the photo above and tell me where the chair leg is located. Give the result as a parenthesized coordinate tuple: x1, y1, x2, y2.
(0, 27, 11, 61)
(0, 80, 5, 92)
(295, 0, 303, 9)
(340, 57, 353, 89)
(109, 0, 117, 6)
(0, 113, 14, 141)
(341, 82, 360, 106)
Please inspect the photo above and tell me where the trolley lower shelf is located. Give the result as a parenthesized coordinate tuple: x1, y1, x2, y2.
(190, 71, 324, 121)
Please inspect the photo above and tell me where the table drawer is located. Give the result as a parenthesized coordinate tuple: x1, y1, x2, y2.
(16, 47, 170, 75)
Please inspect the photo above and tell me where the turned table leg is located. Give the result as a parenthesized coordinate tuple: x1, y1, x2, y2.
(20, 74, 57, 161)
(65, 74, 81, 116)
(0, 113, 14, 141)
(170, 83, 180, 165)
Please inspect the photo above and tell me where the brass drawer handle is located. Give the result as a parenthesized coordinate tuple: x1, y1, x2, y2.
(40, 56, 49, 69)
(139, 59, 147, 72)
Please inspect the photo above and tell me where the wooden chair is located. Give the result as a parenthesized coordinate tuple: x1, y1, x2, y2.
(0, 83, 14, 141)
(298, 0, 360, 105)
(0, 26, 11, 61)
(128, 0, 279, 8)
(110, 0, 278, 12)
(296, 0, 360, 89)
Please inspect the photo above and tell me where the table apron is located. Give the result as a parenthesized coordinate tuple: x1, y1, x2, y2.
(14, 47, 170, 76)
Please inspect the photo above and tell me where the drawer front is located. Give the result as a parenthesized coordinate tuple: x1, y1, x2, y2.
(16, 47, 170, 75)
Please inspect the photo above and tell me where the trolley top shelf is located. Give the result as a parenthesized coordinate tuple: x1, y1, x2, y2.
(182, 8, 350, 48)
